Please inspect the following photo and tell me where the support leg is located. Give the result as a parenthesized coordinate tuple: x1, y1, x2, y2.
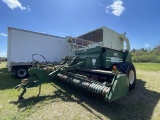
(18, 88, 27, 100)
(37, 84, 41, 97)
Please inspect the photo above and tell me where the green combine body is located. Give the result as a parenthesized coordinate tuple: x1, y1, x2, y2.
(15, 26, 136, 102)
(74, 46, 130, 69)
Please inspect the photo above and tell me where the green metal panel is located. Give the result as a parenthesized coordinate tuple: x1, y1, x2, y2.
(75, 46, 102, 55)
(102, 48, 129, 68)
(106, 74, 129, 102)
(75, 46, 102, 69)
(75, 46, 129, 69)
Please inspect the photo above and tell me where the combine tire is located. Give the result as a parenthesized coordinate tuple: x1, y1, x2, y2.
(117, 62, 136, 90)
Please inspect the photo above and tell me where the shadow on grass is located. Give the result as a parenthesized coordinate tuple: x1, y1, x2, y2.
(10, 78, 160, 120)
(0, 68, 20, 90)
(10, 83, 105, 119)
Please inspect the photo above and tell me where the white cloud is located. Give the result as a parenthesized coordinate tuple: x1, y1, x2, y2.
(106, 0, 125, 16)
(98, 3, 103, 6)
(0, 33, 8, 37)
(145, 44, 150, 47)
(106, 6, 110, 13)
(2, 0, 27, 10)
(27, 6, 31, 11)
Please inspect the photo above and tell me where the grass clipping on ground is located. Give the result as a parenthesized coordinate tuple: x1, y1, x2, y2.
(0, 62, 160, 120)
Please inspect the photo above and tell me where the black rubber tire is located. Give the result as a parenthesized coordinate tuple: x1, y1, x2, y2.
(15, 67, 29, 79)
(117, 62, 136, 90)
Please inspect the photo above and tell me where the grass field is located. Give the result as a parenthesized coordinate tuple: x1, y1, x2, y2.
(133, 63, 160, 72)
(0, 62, 160, 120)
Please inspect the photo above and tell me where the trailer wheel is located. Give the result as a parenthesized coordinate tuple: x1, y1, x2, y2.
(117, 62, 136, 90)
(15, 67, 29, 79)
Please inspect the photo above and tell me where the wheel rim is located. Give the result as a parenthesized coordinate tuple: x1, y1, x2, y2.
(129, 70, 135, 84)
(17, 69, 26, 77)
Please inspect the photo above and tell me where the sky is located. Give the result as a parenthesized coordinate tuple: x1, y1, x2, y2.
(0, 0, 160, 57)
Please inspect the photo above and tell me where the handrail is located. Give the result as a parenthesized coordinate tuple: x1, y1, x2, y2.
(66, 36, 102, 51)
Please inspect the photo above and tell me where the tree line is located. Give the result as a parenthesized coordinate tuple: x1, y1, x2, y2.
(130, 45, 160, 63)
(0, 57, 7, 62)
(0, 46, 160, 63)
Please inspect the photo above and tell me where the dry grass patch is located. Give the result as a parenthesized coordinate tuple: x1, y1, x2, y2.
(0, 62, 160, 120)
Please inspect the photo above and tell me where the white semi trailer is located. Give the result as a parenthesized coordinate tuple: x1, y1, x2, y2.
(7, 27, 73, 78)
